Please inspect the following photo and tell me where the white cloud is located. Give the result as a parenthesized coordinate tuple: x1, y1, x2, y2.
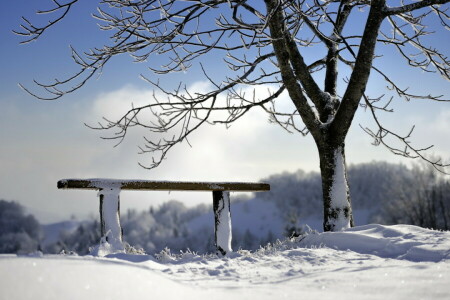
(85, 82, 313, 181)
(415, 109, 450, 160)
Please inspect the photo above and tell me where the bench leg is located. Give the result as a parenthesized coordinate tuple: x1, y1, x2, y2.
(99, 188, 124, 251)
(213, 191, 232, 256)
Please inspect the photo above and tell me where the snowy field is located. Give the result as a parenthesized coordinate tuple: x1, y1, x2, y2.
(1, 224, 449, 300)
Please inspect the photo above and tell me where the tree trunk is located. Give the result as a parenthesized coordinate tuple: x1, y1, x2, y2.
(318, 144, 354, 231)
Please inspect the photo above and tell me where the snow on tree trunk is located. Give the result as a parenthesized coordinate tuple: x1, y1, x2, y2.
(329, 147, 352, 230)
(320, 145, 354, 232)
(213, 191, 232, 256)
(92, 187, 125, 256)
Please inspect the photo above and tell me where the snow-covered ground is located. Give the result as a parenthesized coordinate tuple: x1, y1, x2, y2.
(1, 224, 449, 300)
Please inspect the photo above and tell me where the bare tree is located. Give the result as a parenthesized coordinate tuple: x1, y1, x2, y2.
(17, 0, 449, 231)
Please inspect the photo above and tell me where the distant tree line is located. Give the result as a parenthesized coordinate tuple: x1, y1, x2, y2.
(380, 164, 450, 230)
(1, 161, 449, 255)
(0, 200, 42, 254)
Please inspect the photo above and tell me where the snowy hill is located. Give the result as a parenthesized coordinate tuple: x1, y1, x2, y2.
(2, 224, 449, 300)
(41, 220, 81, 246)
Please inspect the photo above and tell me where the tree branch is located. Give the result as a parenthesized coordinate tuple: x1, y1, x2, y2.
(264, 0, 321, 140)
(333, 0, 386, 144)
(13, 0, 80, 44)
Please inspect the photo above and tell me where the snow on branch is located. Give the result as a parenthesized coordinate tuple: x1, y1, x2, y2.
(384, 0, 450, 16)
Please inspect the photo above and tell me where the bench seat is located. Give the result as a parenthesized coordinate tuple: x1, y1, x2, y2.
(57, 179, 270, 256)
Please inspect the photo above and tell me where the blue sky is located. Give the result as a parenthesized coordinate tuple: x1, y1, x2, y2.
(1, 1, 449, 222)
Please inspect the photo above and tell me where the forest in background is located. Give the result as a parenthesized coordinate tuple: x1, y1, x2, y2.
(1, 161, 449, 255)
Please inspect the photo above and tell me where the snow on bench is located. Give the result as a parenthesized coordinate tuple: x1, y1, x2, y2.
(57, 179, 270, 256)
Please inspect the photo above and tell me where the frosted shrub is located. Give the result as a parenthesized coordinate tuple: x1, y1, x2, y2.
(155, 247, 176, 262)
(124, 243, 146, 255)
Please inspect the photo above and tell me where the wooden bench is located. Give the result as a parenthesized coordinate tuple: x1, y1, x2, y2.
(57, 179, 270, 255)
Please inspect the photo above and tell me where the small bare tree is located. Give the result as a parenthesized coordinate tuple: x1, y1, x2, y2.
(17, 0, 449, 231)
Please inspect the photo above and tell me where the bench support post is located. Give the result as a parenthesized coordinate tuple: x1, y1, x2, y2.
(98, 188, 124, 251)
(212, 191, 232, 256)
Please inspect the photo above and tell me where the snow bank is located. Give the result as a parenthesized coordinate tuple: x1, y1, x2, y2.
(300, 224, 450, 262)
(1, 224, 449, 300)
(0, 255, 213, 300)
